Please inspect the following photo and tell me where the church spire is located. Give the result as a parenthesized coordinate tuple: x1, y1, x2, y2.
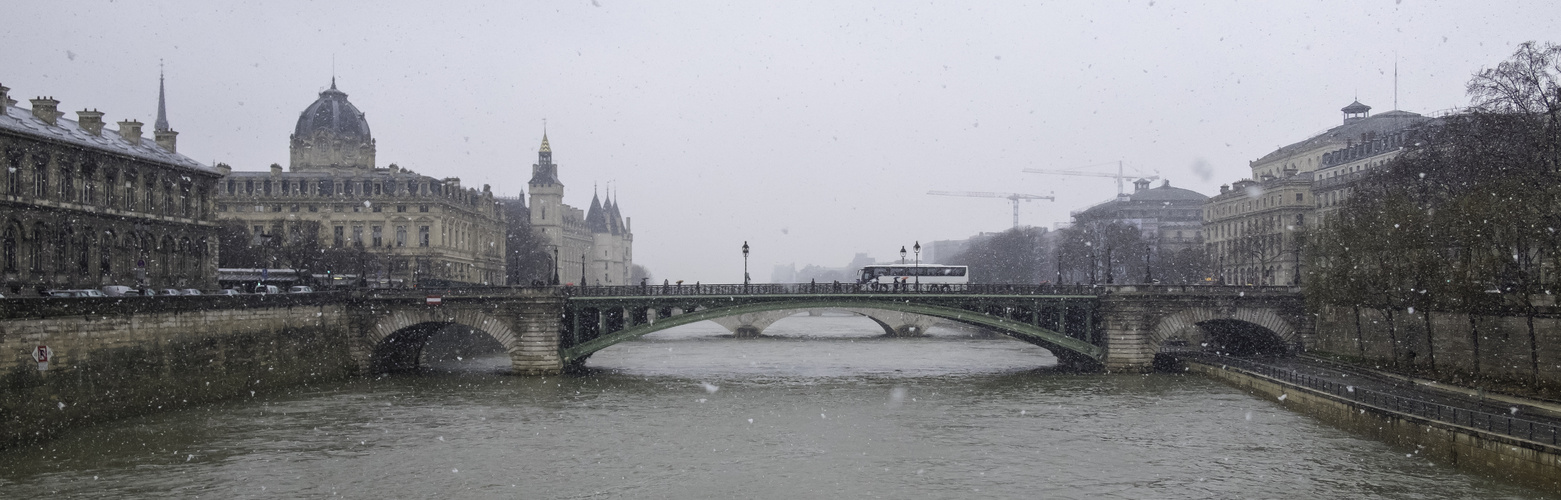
(154, 64, 171, 132)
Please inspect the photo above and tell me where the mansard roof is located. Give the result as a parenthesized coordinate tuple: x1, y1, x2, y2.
(1253, 109, 1430, 165)
(0, 102, 216, 175)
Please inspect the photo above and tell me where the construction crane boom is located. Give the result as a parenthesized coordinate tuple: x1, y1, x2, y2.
(926, 190, 1056, 228)
(1022, 161, 1158, 196)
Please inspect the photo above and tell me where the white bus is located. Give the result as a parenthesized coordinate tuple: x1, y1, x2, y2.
(857, 264, 970, 285)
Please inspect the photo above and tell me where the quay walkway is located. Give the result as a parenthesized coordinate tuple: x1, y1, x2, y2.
(1167, 351, 1561, 446)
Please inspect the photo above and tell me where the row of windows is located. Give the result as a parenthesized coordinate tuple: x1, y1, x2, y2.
(1, 222, 205, 278)
(224, 178, 443, 197)
(3, 147, 210, 219)
(218, 203, 428, 213)
(221, 177, 489, 208)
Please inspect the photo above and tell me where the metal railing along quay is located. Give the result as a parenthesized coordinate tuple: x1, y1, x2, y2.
(1170, 351, 1561, 446)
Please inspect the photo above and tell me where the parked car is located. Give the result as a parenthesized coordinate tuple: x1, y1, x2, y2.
(101, 285, 136, 297)
(45, 289, 106, 297)
(138, 288, 156, 296)
(288, 286, 314, 294)
(215, 289, 241, 296)
(254, 285, 281, 294)
(181, 289, 202, 296)
(161, 289, 183, 296)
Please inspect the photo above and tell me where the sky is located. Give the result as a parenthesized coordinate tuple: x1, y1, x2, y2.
(5, 1, 1558, 282)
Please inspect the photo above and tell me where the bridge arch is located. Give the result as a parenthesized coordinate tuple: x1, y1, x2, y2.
(1150, 307, 1298, 356)
(564, 299, 1102, 369)
(367, 309, 521, 373)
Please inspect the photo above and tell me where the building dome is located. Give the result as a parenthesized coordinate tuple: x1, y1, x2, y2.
(1131, 182, 1209, 202)
(294, 81, 371, 143)
(289, 79, 376, 171)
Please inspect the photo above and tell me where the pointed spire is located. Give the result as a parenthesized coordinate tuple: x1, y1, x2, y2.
(331, 75, 337, 90)
(155, 63, 171, 132)
(539, 119, 551, 153)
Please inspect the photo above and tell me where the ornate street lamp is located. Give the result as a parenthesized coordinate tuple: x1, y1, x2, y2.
(551, 246, 560, 285)
(913, 241, 921, 290)
(741, 241, 750, 288)
(899, 246, 906, 264)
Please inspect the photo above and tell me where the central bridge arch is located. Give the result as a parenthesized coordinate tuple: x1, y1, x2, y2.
(560, 298, 1104, 370)
(367, 309, 523, 373)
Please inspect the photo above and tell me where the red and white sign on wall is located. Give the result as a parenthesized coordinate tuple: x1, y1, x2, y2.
(31, 345, 53, 371)
(426, 295, 443, 306)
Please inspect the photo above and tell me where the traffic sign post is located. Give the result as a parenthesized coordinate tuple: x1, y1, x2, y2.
(31, 345, 52, 372)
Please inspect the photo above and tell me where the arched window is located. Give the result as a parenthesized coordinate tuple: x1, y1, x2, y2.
(100, 230, 113, 278)
(30, 223, 46, 272)
(78, 229, 91, 277)
(56, 227, 73, 274)
(2, 223, 16, 272)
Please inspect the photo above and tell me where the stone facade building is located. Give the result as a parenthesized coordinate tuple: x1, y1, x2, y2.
(526, 134, 634, 285)
(215, 81, 506, 287)
(1071, 178, 1208, 255)
(1204, 101, 1431, 285)
(0, 79, 221, 294)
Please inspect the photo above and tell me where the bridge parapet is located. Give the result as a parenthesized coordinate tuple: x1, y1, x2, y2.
(573, 283, 1099, 297)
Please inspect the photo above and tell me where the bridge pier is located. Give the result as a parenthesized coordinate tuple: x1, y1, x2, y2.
(853, 309, 940, 337)
(710, 310, 802, 337)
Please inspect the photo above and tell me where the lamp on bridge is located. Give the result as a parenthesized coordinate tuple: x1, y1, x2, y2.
(913, 241, 921, 289)
(742, 241, 750, 287)
(899, 246, 906, 264)
(551, 246, 560, 286)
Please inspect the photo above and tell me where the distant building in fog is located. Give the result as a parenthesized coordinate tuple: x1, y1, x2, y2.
(1070, 179, 1207, 255)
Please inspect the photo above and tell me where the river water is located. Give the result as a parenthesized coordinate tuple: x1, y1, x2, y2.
(0, 314, 1553, 499)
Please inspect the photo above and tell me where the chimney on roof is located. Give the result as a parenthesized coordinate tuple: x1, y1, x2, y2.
(30, 97, 62, 125)
(0, 84, 9, 114)
(76, 109, 105, 136)
(1220, 184, 1230, 194)
(154, 128, 179, 153)
(215, 163, 232, 176)
(1134, 178, 1151, 193)
(118, 119, 143, 143)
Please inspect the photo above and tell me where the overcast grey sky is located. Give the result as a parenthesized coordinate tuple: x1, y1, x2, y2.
(5, 1, 1557, 282)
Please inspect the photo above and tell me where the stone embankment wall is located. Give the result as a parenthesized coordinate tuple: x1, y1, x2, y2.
(1186, 360, 1561, 492)
(0, 294, 360, 448)
(1310, 304, 1561, 387)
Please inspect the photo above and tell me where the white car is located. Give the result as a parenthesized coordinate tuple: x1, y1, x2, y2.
(288, 286, 315, 294)
(181, 289, 203, 296)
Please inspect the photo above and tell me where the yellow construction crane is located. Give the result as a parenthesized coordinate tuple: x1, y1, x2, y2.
(1023, 161, 1158, 197)
(926, 191, 1055, 229)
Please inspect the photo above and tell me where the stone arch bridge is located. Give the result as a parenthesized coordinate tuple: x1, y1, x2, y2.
(355, 284, 1309, 373)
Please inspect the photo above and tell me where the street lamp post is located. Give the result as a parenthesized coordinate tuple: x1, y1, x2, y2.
(1145, 245, 1153, 284)
(913, 241, 920, 291)
(741, 241, 750, 289)
(551, 246, 560, 285)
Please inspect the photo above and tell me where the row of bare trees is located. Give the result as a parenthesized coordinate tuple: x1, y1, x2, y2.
(939, 223, 1208, 285)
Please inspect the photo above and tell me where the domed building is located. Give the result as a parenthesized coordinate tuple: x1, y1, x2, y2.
(1071, 178, 1208, 254)
(214, 81, 506, 288)
(289, 79, 376, 172)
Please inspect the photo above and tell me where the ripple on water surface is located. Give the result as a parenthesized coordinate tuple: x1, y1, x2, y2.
(0, 314, 1552, 499)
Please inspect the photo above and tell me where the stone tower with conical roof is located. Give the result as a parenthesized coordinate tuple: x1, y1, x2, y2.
(524, 131, 634, 285)
(288, 79, 376, 171)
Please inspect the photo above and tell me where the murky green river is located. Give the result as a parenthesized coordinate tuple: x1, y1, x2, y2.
(0, 314, 1552, 498)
